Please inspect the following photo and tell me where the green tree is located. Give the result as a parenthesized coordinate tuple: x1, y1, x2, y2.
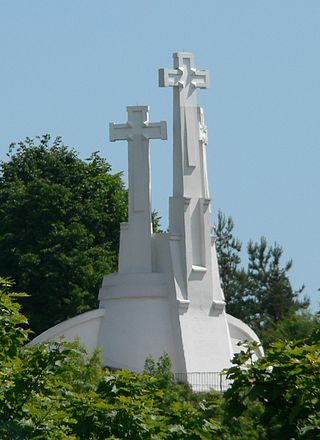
(245, 238, 309, 335)
(215, 211, 248, 321)
(0, 135, 127, 334)
(0, 277, 104, 439)
(215, 212, 310, 345)
(259, 311, 319, 348)
(224, 328, 320, 439)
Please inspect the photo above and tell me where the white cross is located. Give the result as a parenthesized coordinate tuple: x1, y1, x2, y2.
(110, 106, 167, 143)
(109, 105, 167, 217)
(159, 52, 209, 170)
(159, 52, 209, 94)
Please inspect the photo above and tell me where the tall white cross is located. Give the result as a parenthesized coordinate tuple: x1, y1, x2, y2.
(159, 52, 210, 191)
(110, 106, 167, 223)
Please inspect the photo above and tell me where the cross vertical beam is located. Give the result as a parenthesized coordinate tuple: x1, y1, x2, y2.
(159, 53, 210, 193)
(159, 52, 212, 295)
(109, 106, 167, 273)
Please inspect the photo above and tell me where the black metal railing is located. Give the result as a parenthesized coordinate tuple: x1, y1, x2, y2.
(174, 371, 231, 392)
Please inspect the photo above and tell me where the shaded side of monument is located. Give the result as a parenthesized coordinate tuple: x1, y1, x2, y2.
(31, 53, 263, 383)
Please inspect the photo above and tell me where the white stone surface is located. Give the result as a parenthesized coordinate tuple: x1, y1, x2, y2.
(99, 272, 178, 371)
(29, 309, 104, 354)
(31, 52, 263, 380)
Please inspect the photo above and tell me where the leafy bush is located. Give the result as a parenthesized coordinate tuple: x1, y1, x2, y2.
(224, 331, 320, 439)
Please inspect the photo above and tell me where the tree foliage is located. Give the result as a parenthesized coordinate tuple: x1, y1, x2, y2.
(224, 329, 320, 439)
(246, 238, 308, 329)
(1, 279, 319, 439)
(214, 212, 246, 320)
(215, 211, 310, 345)
(0, 135, 127, 334)
(259, 311, 319, 348)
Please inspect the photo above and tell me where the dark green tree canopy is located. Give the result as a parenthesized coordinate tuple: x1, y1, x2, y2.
(0, 135, 127, 334)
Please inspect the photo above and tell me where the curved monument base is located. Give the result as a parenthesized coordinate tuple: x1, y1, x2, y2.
(29, 309, 105, 355)
(30, 304, 263, 374)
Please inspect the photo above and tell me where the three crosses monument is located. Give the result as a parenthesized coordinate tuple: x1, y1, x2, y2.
(31, 52, 263, 386)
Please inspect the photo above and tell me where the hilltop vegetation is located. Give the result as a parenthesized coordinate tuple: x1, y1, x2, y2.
(1, 278, 319, 439)
(0, 136, 127, 334)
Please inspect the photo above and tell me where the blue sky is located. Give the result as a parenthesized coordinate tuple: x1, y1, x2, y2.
(1, 1, 319, 310)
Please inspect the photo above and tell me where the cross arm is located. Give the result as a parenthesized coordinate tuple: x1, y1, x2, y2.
(143, 121, 167, 140)
(109, 122, 132, 142)
(110, 106, 167, 142)
(191, 69, 210, 89)
(159, 68, 181, 87)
